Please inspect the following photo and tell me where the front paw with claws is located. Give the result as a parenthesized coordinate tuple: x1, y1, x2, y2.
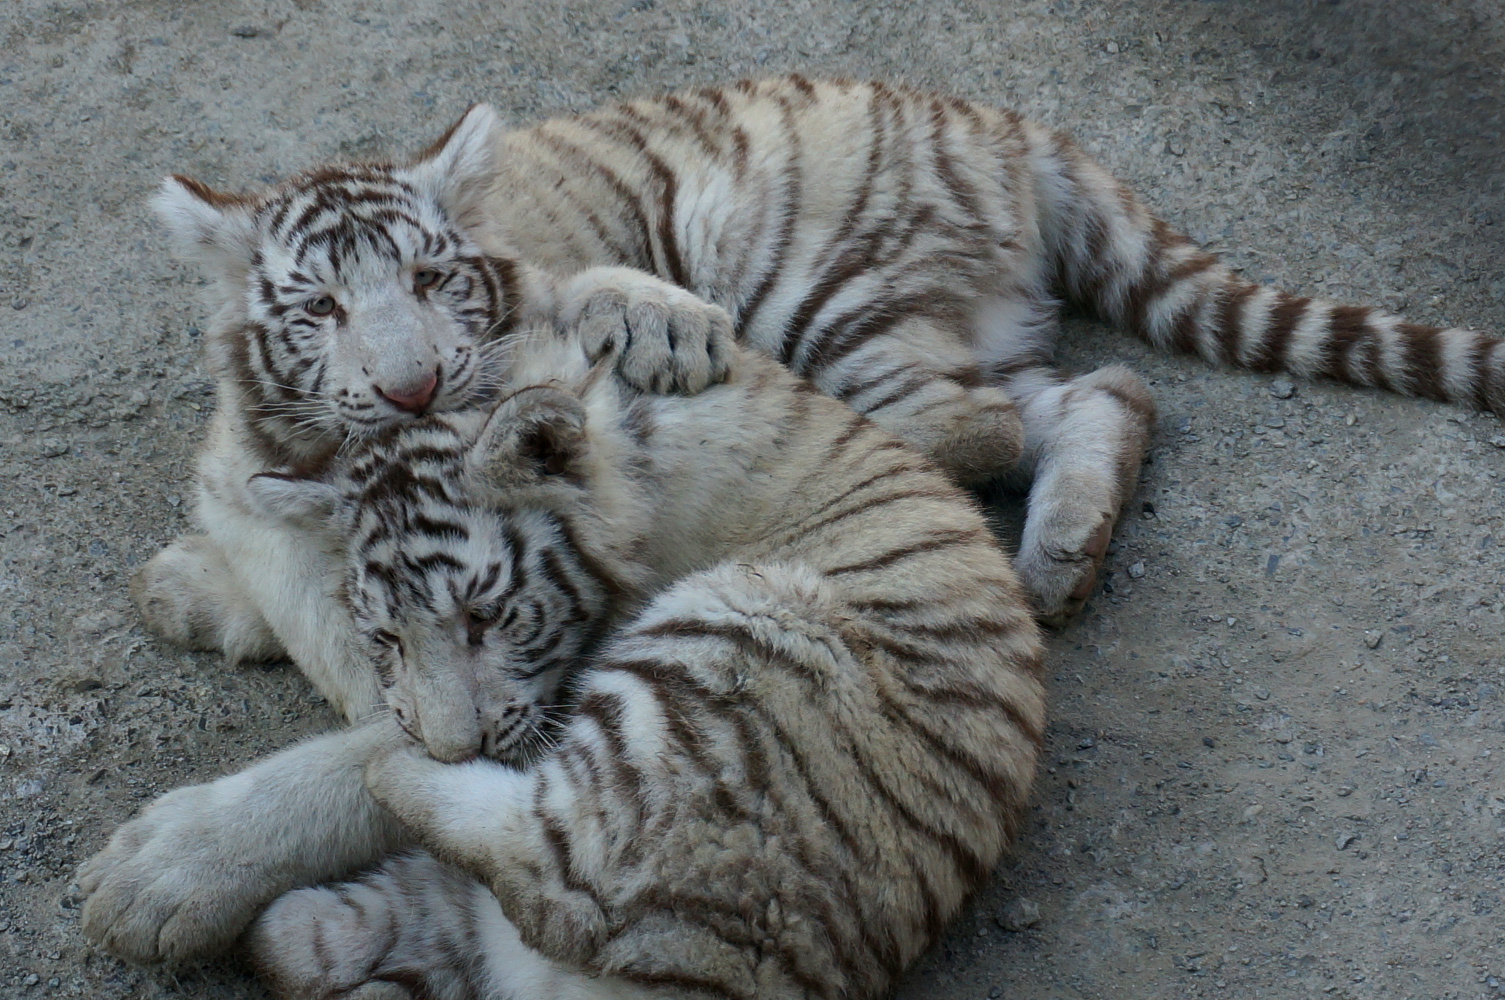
(560, 267, 734, 395)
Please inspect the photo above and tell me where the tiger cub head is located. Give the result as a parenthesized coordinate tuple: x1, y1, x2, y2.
(156, 105, 517, 460)
(250, 382, 639, 764)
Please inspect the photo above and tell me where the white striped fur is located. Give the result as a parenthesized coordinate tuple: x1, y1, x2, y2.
(136, 76, 1496, 662)
(80, 330, 1045, 1000)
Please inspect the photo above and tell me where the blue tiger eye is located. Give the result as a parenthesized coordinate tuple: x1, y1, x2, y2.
(307, 295, 337, 316)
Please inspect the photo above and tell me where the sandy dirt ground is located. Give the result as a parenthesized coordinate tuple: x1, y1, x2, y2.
(1, 1, 1503, 997)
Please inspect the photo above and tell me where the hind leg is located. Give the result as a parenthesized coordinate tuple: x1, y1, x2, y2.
(811, 326, 1026, 484)
(1000, 365, 1156, 625)
(131, 534, 285, 663)
(251, 851, 661, 1000)
(249, 851, 487, 1000)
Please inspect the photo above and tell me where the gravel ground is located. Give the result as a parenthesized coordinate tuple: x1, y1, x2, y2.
(2, 1, 1503, 998)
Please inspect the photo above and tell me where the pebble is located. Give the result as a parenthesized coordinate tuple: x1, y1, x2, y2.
(1127, 561, 1146, 579)
(1364, 632, 1383, 649)
(1490, 435, 1505, 449)
(1269, 378, 1296, 399)
(1336, 832, 1358, 850)
(22, 974, 38, 987)
(37, 438, 68, 458)
(996, 897, 1042, 931)
(1254, 687, 1271, 701)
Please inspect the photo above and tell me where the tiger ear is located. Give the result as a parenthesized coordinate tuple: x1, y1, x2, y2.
(245, 472, 350, 534)
(406, 104, 503, 227)
(152, 175, 258, 281)
(469, 386, 590, 488)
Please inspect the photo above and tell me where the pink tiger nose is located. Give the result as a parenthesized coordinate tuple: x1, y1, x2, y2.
(377, 373, 439, 414)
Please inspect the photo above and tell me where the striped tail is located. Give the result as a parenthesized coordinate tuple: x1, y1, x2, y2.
(1027, 125, 1505, 416)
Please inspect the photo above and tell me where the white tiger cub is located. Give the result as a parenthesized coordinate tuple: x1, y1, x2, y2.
(139, 124, 738, 720)
(141, 75, 1505, 662)
(79, 330, 1046, 1000)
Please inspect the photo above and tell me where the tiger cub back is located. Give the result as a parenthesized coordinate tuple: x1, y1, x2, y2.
(247, 332, 1046, 1000)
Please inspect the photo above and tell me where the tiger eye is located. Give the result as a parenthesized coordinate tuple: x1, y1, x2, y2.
(307, 295, 337, 316)
(414, 268, 443, 289)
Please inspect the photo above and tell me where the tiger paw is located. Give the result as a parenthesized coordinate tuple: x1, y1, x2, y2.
(1016, 514, 1114, 628)
(249, 885, 411, 1000)
(560, 266, 733, 395)
(131, 534, 285, 664)
(77, 782, 285, 964)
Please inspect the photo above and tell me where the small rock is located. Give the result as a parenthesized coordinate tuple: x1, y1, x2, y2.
(1078, 737, 1096, 749)
(22, 973, 38, 987)
(1269, 378, 1296, 399)
(37, 438, 68, 458)
(1254, 687, 1271, 701)
(996, 897, 1042, 931)
(1336, 786, 1354, 797)
(1203, 737, 1216, 748)
(11, 298, 28, 311)
(230, 25, 266, 37)
(1417, 733, 1439, 747)
(1104, 40, 1119, 54)
(1336, 832, 1358, 850)
(1273, 731, 1293, 744)
(1491, 435, 1505, 449)
(1364, 632, 1382, 649)
(1242, 804, 1263, 821)
(1127, 561, 1146, 579)
(1165, 138, 1185, 156)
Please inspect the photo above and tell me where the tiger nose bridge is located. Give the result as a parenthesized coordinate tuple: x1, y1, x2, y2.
(363, 300, 442, 412)
(414, 670, 484, 763)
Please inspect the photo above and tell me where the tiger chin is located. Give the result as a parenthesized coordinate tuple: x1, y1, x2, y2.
(80, 325, 1046, 1000)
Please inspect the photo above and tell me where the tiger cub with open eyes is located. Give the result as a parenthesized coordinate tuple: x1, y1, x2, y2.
(142, 76, 1505, 684)
(79, 327, 1045, 999)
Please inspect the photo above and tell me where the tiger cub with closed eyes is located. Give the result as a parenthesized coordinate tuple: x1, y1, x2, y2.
(79, 327, 1045, 999)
